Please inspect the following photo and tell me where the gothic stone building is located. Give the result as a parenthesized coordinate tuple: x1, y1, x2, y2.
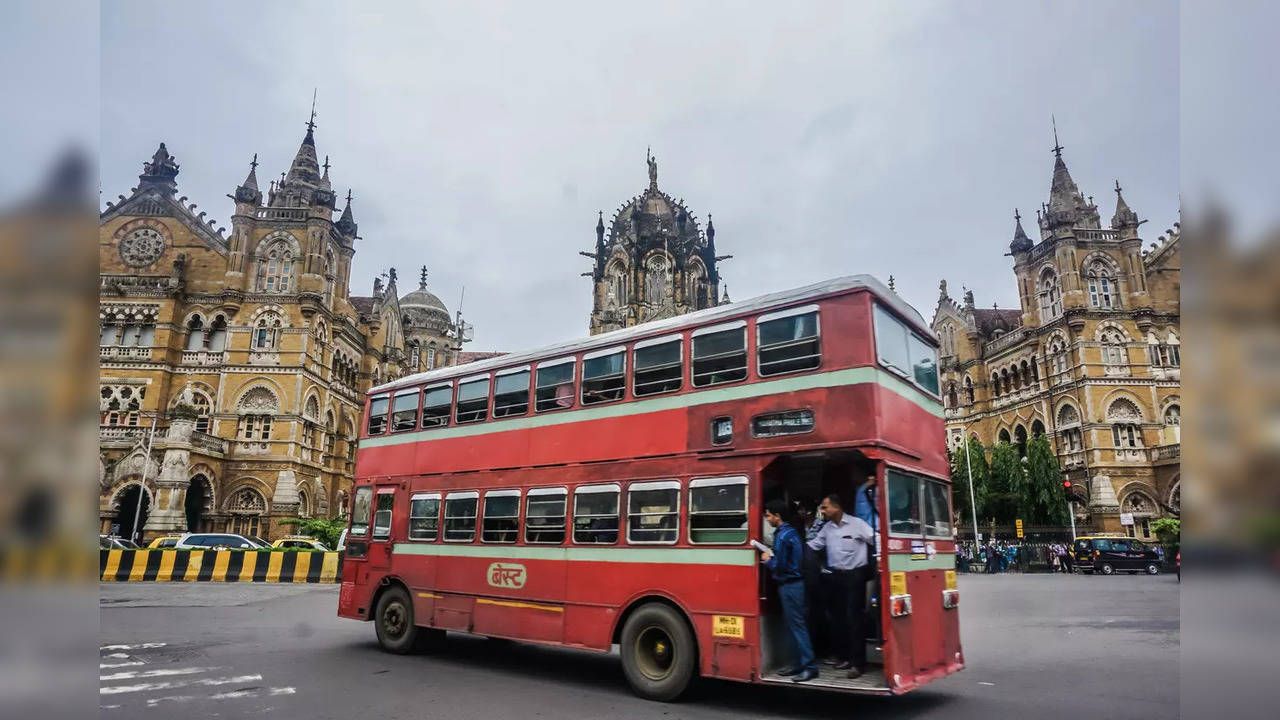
(586, 151, 729, 334)
(99, 123, 468, 541)
(932, 144, 1180, 538)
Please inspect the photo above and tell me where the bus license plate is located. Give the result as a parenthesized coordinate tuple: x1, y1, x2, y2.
(712, 615, 745, 638)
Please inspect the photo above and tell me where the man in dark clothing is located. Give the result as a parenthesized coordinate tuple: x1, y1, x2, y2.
(806, 493, 875, 679)
(761, 499, 818, 682)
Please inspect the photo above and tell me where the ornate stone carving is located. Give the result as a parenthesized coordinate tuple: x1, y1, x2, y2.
(237, 386, 280, 413)
(119, 226, 167, 267)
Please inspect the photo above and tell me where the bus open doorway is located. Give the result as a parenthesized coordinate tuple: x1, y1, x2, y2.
(756, 452, 890, 692)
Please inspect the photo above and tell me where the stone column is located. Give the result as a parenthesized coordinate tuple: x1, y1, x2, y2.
(142, 417, 195, 537)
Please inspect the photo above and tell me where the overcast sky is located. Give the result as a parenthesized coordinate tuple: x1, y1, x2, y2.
(96, 1, 1184, 350)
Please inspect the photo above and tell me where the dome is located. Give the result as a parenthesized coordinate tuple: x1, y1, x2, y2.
(399, 286, 449, 315)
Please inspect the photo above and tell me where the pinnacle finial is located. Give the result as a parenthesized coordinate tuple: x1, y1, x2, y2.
(345, 188, 353, 204)
(419, 265, 428, 289)
(888, 275, 896, 292)
(1014, 207, 1021, 223)
(1051, 115, 1063, 158)
(250, 153, 258, 172)
(1115, 179, 1123, 195)
(307, 88, 318, 132)
(322, 155, 331, 175)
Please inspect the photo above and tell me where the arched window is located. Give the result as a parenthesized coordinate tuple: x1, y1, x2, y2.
(1048, 337, 1068, 376)
(991, 372, 1001, 397)
(190, 392, 212, 434)
(236, 386, 279, 441)
(1038, 268, 1062, 323)
(298, 486, 312, 519)
(256, 240, 296, 293)
(1101, 329, 1127, 366)
(228, 486, 267, 537)
(1031, 419, 1046, 437)
(253, 314, 283, 351)
(1086, 260, 1120, 308)
(426, 345, 438, 369)
(185, 316, 205, 351)
(324, 410, 336, 457)
(409, 341, 421, 370)
(964, 376, 974, 404)
(1163, 404, 1180, 444)
(1107, 398, 1144, 449)
(946, 383, 958, 408)
(1014, 424, 1028, 457)
(207, 315, 227, 351)
(1057, 403, 1083, 452)
(998, 428, 1012, 445)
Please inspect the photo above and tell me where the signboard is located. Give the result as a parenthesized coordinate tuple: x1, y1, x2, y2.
(1015, 519, 1024, 538)
(712, 615, 745, 638)
(486, 562, 527, 589)
(889, 571, 907, 597)
(910, 539, 927, 560)
(945, 570, 957, 590)
(1119, 513, 1135, 526)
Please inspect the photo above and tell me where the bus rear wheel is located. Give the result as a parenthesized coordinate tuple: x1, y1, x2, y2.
(620, 603, 696, 702)
(375, 585, 425, 654)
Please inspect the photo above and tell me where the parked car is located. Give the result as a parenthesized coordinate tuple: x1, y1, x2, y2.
(99, 535, 139, 550)
(1073, 536, 1163, 575)
(147, 535, 182, 549)
(271, 536, 330, 551)
(174, 533, 269, 550)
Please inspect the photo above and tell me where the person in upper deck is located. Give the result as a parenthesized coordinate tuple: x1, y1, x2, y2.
(760, 499, 818, 683)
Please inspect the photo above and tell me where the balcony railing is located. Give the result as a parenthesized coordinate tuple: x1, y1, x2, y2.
(1152, 444, 1180, 462)
(1116, 448, 1146, 463)
(1074, 228, 1119, 242)
(189, 431, 228, 455)
(100, 345, 153, 361)
(181, 350, 227, 366)
(1060, 450, 1087, 470)
(100, 274, 178, 292)
(255, 207, 308, 221)
(983, 327, 1027, 355)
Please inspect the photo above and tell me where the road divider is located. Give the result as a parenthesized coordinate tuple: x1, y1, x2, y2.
(99, 549, 344, 583)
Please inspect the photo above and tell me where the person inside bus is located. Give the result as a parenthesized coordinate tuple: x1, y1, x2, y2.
(795, 497, 832, 661)
(759, 499, 819, 683)
(807, 493, 875, 679)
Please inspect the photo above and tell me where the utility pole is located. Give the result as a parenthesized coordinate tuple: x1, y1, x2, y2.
(129, 423, 156, 543)
(963, 429, 981, 544)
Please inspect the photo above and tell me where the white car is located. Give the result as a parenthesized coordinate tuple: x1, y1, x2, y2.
(174, 532, 269, 550)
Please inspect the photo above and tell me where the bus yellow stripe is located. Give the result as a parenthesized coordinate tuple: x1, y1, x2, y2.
(211, 551, 231, 581)
(417, 591, 443, 599)
(265, 552, 284, 582)
(292, 552, 311, 582)
(320, 552, 340, 582)
(183, 550, 203, 581)
(156, 550, 176, 582)
(475, 598, 563, 612)
(239, 551, 258, 582)
(101, 550, 123, 581)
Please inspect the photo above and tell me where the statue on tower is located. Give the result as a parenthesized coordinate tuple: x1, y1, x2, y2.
(646, 147, 658, 189)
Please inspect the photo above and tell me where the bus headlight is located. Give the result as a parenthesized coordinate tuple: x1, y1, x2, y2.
(942, 589, 959, 609)
(889, 594, 912, 617)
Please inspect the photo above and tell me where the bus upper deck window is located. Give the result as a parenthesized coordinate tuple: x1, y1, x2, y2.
(758, 307, 820, 377)
(349, 487, 373, 537)
(573, 484, 619, 544)
(493, 369, 531, 418)
(887, 470, 923, 536)
(633, 336, 683, 397)
(482, 490, 521, 543)
(534, 358, 575, 412)
(581, 349, 625, 405)
(688, 477, 749, 544)
(692, 323, 747, 387)
(456, 377, 490, 424)
(627, 480, 680, 544)
(390, 390, 420, 431)
(421, 383, 452, 428)
(908, 333, 940, 395)
(526, 488, 567, 543)
(408, 493, 441, 541)
(444, 492, 479, 542)
(366, 395, 390, 435)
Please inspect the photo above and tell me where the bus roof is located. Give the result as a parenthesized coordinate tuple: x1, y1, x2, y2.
(371, 274, 931, 396)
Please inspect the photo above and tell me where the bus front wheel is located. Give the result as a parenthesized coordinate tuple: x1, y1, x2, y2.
(375, 585, 424, 654)
(620, 603, 697, 702)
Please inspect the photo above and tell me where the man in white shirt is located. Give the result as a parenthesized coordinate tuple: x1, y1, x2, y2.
(806, 493, 875, 678)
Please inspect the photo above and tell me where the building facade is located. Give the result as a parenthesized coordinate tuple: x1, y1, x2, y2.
(932, 143, 1180, 538)
(99, 123, 469, 541)
(586, 150, 729, 334)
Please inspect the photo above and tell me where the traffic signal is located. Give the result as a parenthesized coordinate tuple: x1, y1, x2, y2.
(1062, 480, 1072, 493)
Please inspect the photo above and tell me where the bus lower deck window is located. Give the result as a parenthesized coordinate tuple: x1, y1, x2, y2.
(349, 487, 373, 537)
(456, 378, 490, 424)
(493, 370, 531, 418)
(627, 482, 680, 544)
(633, 338, 683, 397)
(421, 384, 452, 428)
(366, 395, 389, 435)
(444, 493, 478, 542)
(582, 350, 625, 405)
(525, 489, 567, 543)
(409, 494, 441, 541)
(923, 480, 952, 537)
(573, 486, 619, 544)
(887, 470, 923, 536)
(390, 390, 419, 431)
(692, 327, 747, 387)
(689, 478, 748, 544)
(372, 492, 395, 540)
(482, 491, 520, 543)
(535, 360, 575, 412)
(758, 310, 820, 376)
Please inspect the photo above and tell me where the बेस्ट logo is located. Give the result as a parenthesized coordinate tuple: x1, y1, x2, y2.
(487, 562, 527, 589)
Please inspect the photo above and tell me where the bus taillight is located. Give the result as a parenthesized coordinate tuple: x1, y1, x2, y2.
(942, 589, 959, 609)
(889, 594, 913, 617)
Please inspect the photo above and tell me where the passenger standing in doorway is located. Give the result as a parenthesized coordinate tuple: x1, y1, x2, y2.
(807, 493, 875, 679)
(795, 498, 831, 661)
(760, 500, 818, 682)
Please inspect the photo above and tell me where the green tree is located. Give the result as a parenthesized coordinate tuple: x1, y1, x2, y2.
(985, 442, 1023, 526)
(1025, 434, 1068, 524)
(1150, 517, 1180, 553)
(279, 514, 348, 549)
(948, 436, 988, 530)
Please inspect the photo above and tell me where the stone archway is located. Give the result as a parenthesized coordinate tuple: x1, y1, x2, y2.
(185, 474, 214, 532)
(113, 482, 151, 542)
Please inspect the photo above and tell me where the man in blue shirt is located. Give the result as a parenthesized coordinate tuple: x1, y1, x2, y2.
(760, 499, 818, 682)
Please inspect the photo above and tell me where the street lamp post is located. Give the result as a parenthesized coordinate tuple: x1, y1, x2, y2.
(962, 431, 981, 545)
(129, 423, 156, 544)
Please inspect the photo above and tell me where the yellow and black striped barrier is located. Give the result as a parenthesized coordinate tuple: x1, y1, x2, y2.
(99, 549, 344, 583)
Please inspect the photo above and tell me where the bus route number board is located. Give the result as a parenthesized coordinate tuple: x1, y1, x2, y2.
(712, 615, 746, 638)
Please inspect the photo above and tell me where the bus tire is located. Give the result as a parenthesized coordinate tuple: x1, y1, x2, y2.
(374, 585, 420, 655)
(619, 603, 696, 702)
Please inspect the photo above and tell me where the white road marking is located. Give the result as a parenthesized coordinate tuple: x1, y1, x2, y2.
(100, 643, 167, 651)
(100, 674, 264, 695)
(102, 653, 131, 659)
(144, 685, 294, 707)
(979, 681, 996, 686)
(209, 690, 258, 700)
(100, 661, 145, 669)
(269, 687, 296, 696)
(101, 667, 218, 682)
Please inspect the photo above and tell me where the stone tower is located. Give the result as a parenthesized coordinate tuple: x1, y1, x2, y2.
(585, 150, 728, 335)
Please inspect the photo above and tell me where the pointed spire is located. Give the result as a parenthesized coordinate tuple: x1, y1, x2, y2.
(1010, 208, 1033, 252)
(1042, 118, 1101, 230)
(419, 265, 429, 290)
(319, 155, 332, 188)
(233, 152, 263, 205)
(706, 213, 716, 252)
(245, 153, 259, 189)
(280, 99, 322, 195)
(336, 189, 358, 237)
(595, 210, 606, 254)
(1111, 179, 1138, 229)
(720, 284, 731, 304)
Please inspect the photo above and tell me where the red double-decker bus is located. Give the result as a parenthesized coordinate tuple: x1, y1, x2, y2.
(338, 275, 962, 700)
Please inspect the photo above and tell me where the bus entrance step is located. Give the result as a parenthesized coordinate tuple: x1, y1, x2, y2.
(759, 666, 891, 694)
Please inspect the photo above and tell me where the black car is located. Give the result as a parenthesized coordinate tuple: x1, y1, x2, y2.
(1073, 536, 1163, 575)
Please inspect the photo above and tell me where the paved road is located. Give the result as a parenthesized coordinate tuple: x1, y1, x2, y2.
(99, 573, 1178, 719)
